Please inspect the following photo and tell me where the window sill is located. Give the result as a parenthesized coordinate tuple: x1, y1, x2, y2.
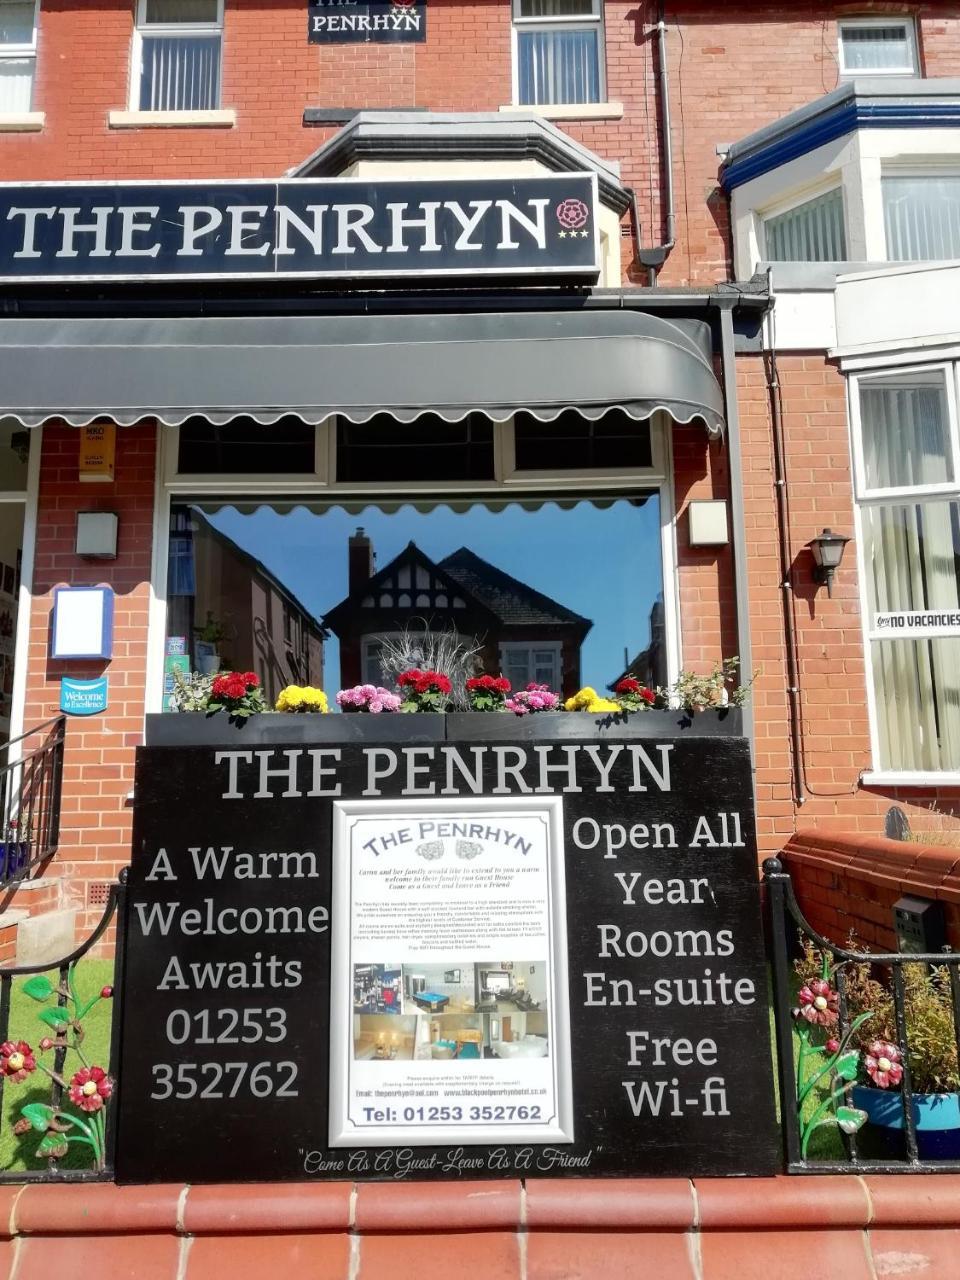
(108, 109, 236, 129)
(0, 112, 44, 132)
(861, 770, 960, 788)
(498, 102, 624, 121)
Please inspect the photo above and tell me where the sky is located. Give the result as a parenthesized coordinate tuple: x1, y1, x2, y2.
(201, 496, 664, 693)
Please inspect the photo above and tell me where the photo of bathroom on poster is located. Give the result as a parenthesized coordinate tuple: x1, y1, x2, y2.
(328, 799, 573, 1149)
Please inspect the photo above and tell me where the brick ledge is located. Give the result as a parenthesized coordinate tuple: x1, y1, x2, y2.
(2, 1177, 959, 1279)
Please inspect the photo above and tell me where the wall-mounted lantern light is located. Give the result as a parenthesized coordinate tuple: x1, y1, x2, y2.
(808, 528, 851, 598)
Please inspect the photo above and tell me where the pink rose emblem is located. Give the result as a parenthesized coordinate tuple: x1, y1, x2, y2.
(556, 199, 589, 231)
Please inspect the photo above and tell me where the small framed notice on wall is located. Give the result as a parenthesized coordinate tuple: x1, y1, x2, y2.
(51, 586, 114, 660)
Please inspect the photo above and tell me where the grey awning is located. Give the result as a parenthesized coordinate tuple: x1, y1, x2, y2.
(0, 310, 725, 436)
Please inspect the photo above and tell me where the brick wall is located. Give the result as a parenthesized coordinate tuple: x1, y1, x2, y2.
(22, 422, 157, 934)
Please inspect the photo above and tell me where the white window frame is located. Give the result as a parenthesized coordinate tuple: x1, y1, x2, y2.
(837, 16, 919, 78)
(847, 361, 960, 784)
(499, 640, 563, 688)
(0, 0, 39, 113)
(129, 0, 224, 113)
(510, 0, 605, 108)
(880, 163, 960, 263)
(757, 181, 848, 264)
(149, 413, 681, 713)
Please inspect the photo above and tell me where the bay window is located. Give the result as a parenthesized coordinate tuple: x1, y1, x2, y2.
(883, 174, 960, 262)
(133, 0, 223, 113)
(0, 0, 37, 114)
(762, 187, 847, 263)
(853, 368, 960, 775)
(513, 0, 603, 107)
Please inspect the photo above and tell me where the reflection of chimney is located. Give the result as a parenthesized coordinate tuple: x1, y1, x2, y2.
(349, 527, 374, 594)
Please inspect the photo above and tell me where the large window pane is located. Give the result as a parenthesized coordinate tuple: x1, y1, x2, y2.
(139, 33, 221, 110)
(517, 28, 600, 105)
(164, 496, 664, 709)
(0, 57, 31, 111)
(872, 637, 960, 772)
(859, 374, 952, 490)
(764, 188, 846, 262)
(518, 0, 596, 15)
(840, 23, 915, 73)
(513, 410, 653, 471)
(863, 501, 960, 623)
(177, 418, 316, 475)
(144, 0, 219, 22)
(336, 416, 494, 483)
(883, 176, 960, 261)
(0, 2, 35, 47)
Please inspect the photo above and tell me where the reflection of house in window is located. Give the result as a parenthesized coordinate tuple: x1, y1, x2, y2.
(324, 529, 592, 697)
(166, 508, 326, 702)
(611, 594, 667, 692)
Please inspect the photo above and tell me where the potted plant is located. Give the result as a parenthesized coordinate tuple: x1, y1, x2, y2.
(335, 685, 401, 713)
(194, 612, 228, 676)
(845, 959, 960, 1159)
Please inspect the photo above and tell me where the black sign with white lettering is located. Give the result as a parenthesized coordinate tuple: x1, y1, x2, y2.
(309, 0, 426, 43)
(115, 729, 778, 1183)
(0, 175, 598, 283)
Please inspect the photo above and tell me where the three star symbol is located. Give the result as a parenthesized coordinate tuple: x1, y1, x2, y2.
(558, 230, 590, 238)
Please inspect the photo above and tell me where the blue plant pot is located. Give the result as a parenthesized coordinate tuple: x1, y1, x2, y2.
(852, 1085, 960, 1160)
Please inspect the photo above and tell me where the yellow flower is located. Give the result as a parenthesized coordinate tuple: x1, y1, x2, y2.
(564, 686, 621, 714)
(277, 685, 329, 712)
(586, 697, 620, 713)
(565, 686, 598, 711)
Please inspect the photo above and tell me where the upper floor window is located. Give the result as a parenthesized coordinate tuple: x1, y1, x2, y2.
(883, 173, 960, 261)
(513, 0, 603, 107)
(0, 0, 37, 113)
(133, 0, 222, 113)
(763, 187, 847, 263)
(838, 17, 918, 77)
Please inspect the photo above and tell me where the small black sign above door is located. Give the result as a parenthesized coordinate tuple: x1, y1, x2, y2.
(309, 0, 427, 44)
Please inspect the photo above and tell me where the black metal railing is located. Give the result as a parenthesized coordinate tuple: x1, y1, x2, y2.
(0, 878, 125, 1182)
(0, 716, 66, 886)
(765, 855, 960, 1173)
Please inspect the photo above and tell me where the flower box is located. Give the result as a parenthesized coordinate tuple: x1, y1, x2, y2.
(144, 707, 742, 748)
(852, 1085, 960, 1160)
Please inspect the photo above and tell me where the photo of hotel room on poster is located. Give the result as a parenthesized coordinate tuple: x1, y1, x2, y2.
(329, 799, 573, 1148)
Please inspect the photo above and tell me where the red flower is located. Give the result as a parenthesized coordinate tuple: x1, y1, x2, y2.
(825, 1037, 841, 1055)
(68, 1066, 114, 1113)
(616, 677, 641, 694)
(864, 1041, 903, 1089)
(795, 978, 839, 1027)
(466, 675, 511, 694)
(556, 198, 589, 231)
(1, 1040, 36, 1082)
(399, 669, 451, 695)
(100, 986, 113, 999)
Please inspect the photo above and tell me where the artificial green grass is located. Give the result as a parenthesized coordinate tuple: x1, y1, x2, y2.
(0, 958, 114, 1173)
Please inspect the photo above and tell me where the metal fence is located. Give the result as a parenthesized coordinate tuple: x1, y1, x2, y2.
(0, 716, 65, 887)
(765, 855, 960, 1173)
(0, 879, 125, 1182)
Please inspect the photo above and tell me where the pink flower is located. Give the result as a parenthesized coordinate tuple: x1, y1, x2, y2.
(68, 1066, 114, 1113)
(864, 1041, 903, 1089)
(795, 978, 839, 1028)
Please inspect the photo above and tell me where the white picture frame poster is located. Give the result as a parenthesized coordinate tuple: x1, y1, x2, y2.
(328, 797, 574, 1148)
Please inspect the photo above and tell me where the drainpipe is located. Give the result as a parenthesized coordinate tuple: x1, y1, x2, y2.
(637, 2, 676, 284)
(763, 271, 805, 808)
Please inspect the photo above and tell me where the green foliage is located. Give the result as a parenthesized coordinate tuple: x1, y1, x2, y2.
(668, 656, 756, 713)
(169, 667, 214, 712)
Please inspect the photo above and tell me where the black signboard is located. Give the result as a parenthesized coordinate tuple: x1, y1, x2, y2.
(0, 175, 598, 284)
(309, 0, 426, 43)
(115, 729, 778, 1182)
